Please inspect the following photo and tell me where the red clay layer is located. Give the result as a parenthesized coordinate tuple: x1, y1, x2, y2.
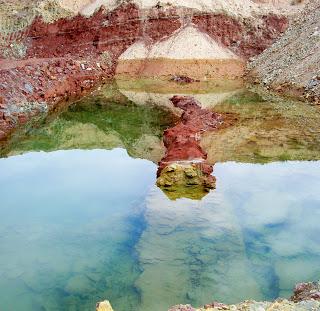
(193, 13, 288, 58)
(1, 4, 288, 60)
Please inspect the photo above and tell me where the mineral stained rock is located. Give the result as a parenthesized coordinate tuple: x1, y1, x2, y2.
(157, 162, 216, 200)
(160, 95, 223, 165)
(157, 95, 222, 200)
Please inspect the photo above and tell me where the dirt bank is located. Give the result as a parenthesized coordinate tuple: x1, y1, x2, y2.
(247, 0, 320, 103)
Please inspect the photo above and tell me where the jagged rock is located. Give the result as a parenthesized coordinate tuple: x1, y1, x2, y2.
(157, 162, 216, 200)
(170, 75, 199, 84)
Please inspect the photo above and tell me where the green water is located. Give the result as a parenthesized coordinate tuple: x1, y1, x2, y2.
(1, 81, 320, 311)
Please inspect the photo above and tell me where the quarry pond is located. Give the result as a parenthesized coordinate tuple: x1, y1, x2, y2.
(1, 80, 320, 311)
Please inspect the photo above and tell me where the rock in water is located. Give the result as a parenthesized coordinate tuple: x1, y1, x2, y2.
(156, 95, 222, 200)
(96, 300, 114, 311)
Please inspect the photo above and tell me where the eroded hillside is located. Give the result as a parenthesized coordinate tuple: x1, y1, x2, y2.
(248, 0, 320, 102)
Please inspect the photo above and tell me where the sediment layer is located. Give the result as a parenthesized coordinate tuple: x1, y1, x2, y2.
(116, 58, 245, 80)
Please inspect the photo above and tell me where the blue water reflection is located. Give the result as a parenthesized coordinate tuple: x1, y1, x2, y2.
(0, 149, 156, 311)
(0, 151, 319, 311)
(216, 161, 320, 299)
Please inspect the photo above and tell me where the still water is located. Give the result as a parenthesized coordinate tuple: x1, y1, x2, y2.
(0, 80, 320, 311)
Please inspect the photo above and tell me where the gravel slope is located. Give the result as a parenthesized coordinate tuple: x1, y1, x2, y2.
(247, 0, 320, 102)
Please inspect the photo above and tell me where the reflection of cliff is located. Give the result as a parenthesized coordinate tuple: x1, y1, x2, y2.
(135, 186, 263, 311)
(117, 83, 320, 199)
(3, 82, 320, 166)
(136, 161, 320, 310)
(0, 85, 177, 162)
(200, 91, 320, 163)
(117, 82, 320, 165)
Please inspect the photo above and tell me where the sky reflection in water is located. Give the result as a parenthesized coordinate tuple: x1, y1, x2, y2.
(0, 149, 319, 311)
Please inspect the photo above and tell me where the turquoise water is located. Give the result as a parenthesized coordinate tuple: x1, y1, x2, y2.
(0, 149, 156, 311)
(1, 82, 320, 311)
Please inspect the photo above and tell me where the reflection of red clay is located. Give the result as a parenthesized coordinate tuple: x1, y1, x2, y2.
(158, 95, 223, 174)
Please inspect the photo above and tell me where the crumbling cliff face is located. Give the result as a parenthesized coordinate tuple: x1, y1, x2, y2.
(247, 0, 320, 103)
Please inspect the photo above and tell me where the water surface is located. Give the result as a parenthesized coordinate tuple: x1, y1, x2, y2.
(0, 81, 320, 311)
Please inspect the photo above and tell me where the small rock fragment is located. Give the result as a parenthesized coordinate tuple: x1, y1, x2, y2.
(96, 300, 114, 311)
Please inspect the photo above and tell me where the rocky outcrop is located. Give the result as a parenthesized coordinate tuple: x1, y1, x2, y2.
(247, 0, 320, 102)
(0, 57, 114, 140)
(174, 282, 320, 310)
(157, 95, 222, 200)
(157, 162, 216, 200)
